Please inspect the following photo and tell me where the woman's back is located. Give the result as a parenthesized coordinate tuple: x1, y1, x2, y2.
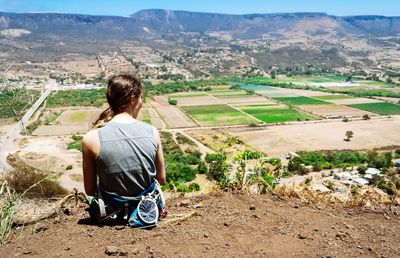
(96, 120, 157, 198)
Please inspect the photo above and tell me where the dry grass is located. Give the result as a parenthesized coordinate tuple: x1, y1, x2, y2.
(273, 185, 392, 208)
(6, 154, 68, 199)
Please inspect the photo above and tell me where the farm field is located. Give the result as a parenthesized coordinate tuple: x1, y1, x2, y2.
(47, 89, 105, 107)
(348, 102, 400, 115)
(273, 96, 331, 105)
(147, 108, 164, 129)
(209, 85, 231, 91)
(225, 116, 400, 157)
(138, 108, 151, 125)
(325, 97, 383, 105)
(298, 105, 374, 118)
(156, 106, 197, 128)
(225, 96, 276, 105)
(181, 104, 258, 126)
(240, 107, 313, 123)
(234, 83, 276, 91)
(168, 93, 208, 98)
(174, 96, 221, 106)
(314, 95, 355, 100)
(34, 108, 101, 136)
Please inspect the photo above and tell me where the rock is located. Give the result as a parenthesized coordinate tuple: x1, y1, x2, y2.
(177, 199, 191, 207)
(298, 233, 307, 239)
(194, 202, 204, 209)
(105, 246, 118, 256)
(64, 247, 70, 251)
(368, 247, 373, 252)
(146, 246, 154, 255)
(35, 223, 48, 232)
(345, 223, 354, 230)
(63, 208, 71, 215)
(115, 226, 125, 230)
(223, 222, 229, 227)
(118, 248, 128, 256)
(204, 233, 209, 238)
(23, 251, 32, 255)
(293, 205, 299, 209)
(249, 204, 256, 211)
(335, 231, 346, 239)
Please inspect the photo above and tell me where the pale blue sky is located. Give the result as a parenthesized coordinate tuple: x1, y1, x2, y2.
(0, 0, 399, 16)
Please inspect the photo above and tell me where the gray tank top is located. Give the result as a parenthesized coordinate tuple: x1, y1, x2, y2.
(96, 120, 157, 198)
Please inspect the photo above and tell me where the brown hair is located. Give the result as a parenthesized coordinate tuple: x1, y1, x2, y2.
(93, 74, 143, 128)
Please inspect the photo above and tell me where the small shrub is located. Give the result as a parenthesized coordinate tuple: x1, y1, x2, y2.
(176, 133, 195, 145)
(168, 98, 177, 105)
(197, 161, 208, 174)
(5, 169, 68, 199)
(66, 165, 73, 170)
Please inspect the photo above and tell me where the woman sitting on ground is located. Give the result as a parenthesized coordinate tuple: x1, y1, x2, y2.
(82, 74, 166, 222)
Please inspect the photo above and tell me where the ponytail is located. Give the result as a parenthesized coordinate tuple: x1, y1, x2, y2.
(93, 107, 114, 129)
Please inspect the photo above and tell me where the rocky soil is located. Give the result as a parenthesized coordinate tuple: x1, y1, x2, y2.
(1, 192, 400, 257)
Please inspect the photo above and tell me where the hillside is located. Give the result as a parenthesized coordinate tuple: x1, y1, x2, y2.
(1, 10, 400, 39)
(0, 193, 399, 257)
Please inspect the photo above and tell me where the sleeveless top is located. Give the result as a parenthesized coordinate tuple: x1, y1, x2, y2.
(96, 120, 157, 198)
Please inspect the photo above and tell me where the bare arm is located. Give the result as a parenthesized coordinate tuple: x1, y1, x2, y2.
(82, 130, 99, 196)
(153, 127, 166, 185)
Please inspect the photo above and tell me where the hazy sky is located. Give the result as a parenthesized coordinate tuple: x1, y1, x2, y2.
(0, 0, 399, 16)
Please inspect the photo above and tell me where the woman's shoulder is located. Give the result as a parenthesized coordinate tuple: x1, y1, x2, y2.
(82, 129, 99, 149)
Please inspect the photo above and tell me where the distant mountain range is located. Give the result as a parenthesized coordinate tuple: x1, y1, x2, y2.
(1, 9, 400, 72)
(0, 9, 399, 40)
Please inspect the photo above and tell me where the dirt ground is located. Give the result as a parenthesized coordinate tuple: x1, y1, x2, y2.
(155, 106, 198, 128)
(176, 96, 221, 106)
(15, 136, 84, 191)
(326, 98, 383, 105)
(298, 105, 375, 118)
(223, 96, 275, 105)
(1, 193, 399, 257)
(225, 116, 400, 158)
(34, 108, 101, 136)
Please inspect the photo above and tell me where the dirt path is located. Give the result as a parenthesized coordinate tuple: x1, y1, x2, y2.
(1, 193, 399, 257)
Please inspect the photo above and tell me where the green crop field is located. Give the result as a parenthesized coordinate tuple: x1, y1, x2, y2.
(241, 107, 313, 123)
(213, 93, 252, 98)
(273, 96, 331, 105)
(235, 83, 276, 91)
(315, 95, 354, 100)
(47, 89, 106, 107)
(232, 104, 277, 108)
(182, 104, 258, 126)
(140, 109, 151, 125)
(210, 85, 231, 91)
(169, 93, 208, 98)
(68, 111, 88, 122)
(349, 102, 400, 115)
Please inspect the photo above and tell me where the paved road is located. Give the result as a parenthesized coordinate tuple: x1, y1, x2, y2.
(0, 80, 56, 172)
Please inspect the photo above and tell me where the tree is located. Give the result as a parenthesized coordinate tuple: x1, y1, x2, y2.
(362, 114, 371, 120)
(344, 131, 354, 141)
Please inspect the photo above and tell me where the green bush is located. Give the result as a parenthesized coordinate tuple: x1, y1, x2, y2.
(66, 165, 73, 170)
(176, 183, 200, 193)
(205, 152, 229, 181)
(197, 161, 208, 174)
(168, 98, 177, 105)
